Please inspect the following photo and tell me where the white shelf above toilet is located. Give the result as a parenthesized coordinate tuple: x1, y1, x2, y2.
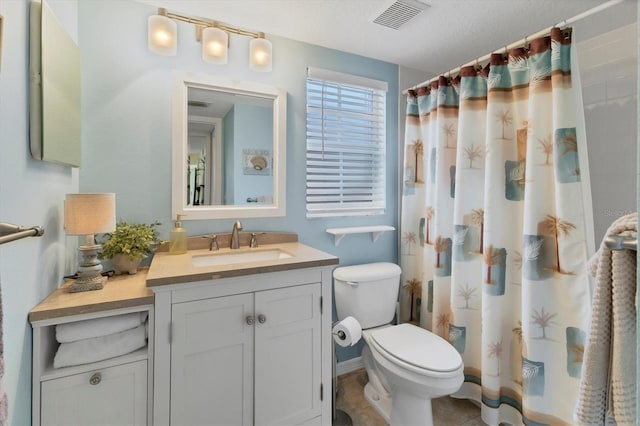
(326, 225, 396, 247)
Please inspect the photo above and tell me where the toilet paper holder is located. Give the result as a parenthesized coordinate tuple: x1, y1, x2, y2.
(332, 316, 362, 348)
(331, 321, 354, 426)
(332, 329, 347, 341)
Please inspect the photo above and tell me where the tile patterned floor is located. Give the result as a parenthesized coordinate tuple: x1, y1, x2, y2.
(335, 369, 484, 426)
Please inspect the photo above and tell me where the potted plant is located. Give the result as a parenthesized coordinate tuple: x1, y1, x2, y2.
(101, 220, 163, 274)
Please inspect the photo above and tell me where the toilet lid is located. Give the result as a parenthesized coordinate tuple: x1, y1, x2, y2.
(370, 323, 462, 372)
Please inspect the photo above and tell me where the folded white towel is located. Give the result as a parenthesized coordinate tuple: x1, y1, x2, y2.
(53, 324, 147, 369)
(56, 312, 147, 343)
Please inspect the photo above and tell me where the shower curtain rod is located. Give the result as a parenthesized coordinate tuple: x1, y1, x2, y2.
(403, 0, 625, 94)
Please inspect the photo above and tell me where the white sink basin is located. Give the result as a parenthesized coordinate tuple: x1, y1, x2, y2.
(192, 248, 293, 267)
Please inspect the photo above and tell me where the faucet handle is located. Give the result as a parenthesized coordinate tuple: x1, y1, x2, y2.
(249, 232, 266, 248)
(209, 234, 219, 251)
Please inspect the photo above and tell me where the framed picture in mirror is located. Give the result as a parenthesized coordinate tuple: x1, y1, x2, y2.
(243, 149, 271, 176)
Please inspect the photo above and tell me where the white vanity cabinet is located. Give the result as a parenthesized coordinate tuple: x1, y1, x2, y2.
(170, 283, 321, 425)
(151, 265, 335, 426)
(40, 359, 148, 425)
(29, 273, 154, 426)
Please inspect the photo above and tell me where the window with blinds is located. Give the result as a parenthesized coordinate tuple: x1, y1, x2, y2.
(305, 68, 387, 218)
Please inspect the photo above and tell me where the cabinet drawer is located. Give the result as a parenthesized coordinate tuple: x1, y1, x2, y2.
(41, 360, 147, 426)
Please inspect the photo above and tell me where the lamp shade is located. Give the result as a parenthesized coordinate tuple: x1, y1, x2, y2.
(249, 36, 272, 72)
(64, 193, 116, 236)
(202, 26, 228, 64)
(148, 13, 177, 56)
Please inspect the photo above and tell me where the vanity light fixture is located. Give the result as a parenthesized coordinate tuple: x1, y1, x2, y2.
(64, 193, 116, 292)
(250, 33, 273, 72)
(147, 8, 177, 56)
(202, 25, 228, 64)
(147, 8, 272, 72)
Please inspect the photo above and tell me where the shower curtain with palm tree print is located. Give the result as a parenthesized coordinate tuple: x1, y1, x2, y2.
(400, 28, 593, 425)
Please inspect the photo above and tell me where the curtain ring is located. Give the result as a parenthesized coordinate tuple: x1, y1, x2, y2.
(502, 46, 509, 61)
(523, 36, 530, 52)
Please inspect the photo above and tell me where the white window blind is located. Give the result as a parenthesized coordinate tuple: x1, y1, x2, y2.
(306, 67, 387, 218)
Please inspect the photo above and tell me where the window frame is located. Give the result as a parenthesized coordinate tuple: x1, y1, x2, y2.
(305, 67, 388, 219)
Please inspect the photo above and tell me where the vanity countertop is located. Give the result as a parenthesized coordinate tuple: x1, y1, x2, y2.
(29, 270, 154, 323)
(146, 241, 339, 287)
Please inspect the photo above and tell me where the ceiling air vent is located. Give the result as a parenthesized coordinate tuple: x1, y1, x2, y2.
(188, 100, 211, 108)
(372, 0, 430, 30)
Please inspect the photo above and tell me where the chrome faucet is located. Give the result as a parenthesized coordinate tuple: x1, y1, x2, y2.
(230, 221, 242, 249)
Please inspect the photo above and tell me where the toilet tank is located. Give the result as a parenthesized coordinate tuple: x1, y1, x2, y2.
(333, 262, 402, 329)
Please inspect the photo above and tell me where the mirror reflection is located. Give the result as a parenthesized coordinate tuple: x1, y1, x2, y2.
(172, 74, 287, 220)
(187, 88, 274, 206)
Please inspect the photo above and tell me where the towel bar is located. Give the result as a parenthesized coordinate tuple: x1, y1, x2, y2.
(0, 222, 45, 245)
(604, 233, 637, 251)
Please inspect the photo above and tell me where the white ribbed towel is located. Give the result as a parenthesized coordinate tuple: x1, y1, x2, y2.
(53, 324, 147, 368)
(574, 213, 637, 425)
(0, 275, 7, 426)
(56, 312, 147, 343)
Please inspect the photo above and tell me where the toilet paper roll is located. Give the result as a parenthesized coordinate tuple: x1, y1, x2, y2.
(333, 316, 362, 347)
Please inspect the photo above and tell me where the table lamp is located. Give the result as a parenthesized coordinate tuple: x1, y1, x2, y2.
(64, 193, 116, 292)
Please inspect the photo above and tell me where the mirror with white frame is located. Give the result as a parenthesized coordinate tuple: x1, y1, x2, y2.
(172, 73, 286, 219)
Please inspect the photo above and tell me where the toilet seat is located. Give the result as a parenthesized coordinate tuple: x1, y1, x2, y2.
(368, 323, 462, 377)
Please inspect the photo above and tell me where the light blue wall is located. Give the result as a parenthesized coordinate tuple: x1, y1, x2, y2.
(78, 1, 400, 361)
(233, 104, 273, 204)
(0, 1, 80, 424)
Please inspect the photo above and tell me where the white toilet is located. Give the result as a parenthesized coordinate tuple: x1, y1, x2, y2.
(334, 262, 464, 426)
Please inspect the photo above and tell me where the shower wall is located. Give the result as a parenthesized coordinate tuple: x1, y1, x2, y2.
(574, 3, 637, 245)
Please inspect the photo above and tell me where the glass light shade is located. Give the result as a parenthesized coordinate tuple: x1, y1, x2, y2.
(202, 27, 228, 64)
(64, 193, 116, 236)
(148, 14, 177, 56)
(249, 37, 272, 72)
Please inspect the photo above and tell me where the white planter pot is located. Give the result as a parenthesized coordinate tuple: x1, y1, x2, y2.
(112, 254, 143, 275)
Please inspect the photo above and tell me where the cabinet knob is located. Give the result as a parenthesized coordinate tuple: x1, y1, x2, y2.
(258, 314, 267, 324)
(89, 372, 102, 386)
(246, 315, 255, 325)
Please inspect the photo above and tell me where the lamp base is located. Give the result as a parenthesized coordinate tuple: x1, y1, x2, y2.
(69, 275, 107, 293)
(69, 243, 106, 292)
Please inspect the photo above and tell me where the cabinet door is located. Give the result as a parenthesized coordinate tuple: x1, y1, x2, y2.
(171, 293, 254, 426)
(254, 283, 322, 425)
(41, 360, 147, 426)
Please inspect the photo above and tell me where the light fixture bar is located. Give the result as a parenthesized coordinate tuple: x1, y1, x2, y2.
(149, 8, 272, 72)
(161, 8, 262, 39)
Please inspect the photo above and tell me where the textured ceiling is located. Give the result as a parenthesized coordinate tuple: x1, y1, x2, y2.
(139, 0, 631, 76)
